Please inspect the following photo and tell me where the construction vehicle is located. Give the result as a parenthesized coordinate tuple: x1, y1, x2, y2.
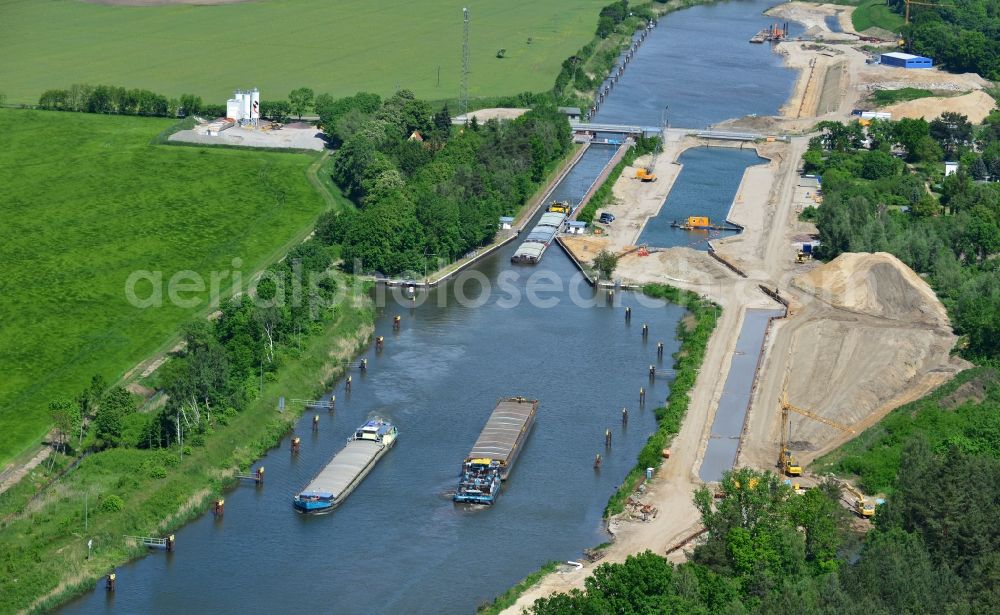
(778, 390, 854, 477)
(842, 482, 876, 518)
(634, 167, 657, 182)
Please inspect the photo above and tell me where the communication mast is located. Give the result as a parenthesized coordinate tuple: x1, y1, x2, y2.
(460, 7, 470, 118)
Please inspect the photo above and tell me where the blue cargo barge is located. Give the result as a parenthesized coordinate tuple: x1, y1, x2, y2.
(294, 418, 397, 514)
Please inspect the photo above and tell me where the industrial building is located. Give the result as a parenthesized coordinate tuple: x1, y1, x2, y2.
(879, 52, 933, 69)
(226, 88, 260, 126)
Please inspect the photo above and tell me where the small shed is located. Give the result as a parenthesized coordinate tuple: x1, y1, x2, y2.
(944, 161, 959, 177)
(498, 216, 514, 230)
(566, 221, 587, 235)
(880, 52, 933, 69)
(557, 106, 582, 121)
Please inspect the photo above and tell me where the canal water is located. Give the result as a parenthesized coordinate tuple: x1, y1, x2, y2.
(699, 308, 784, 481)
(62, 156, 684, 615)
(637, 147, 765, 250)
(549, 144, 619, 208)
(595, 0, 800, 128)
(62, 2, 803, 613)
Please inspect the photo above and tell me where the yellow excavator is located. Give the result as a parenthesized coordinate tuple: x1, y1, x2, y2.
(778, 391, 854, 477)
(842, 482, 876, 518)
(634, 167, 657, 182)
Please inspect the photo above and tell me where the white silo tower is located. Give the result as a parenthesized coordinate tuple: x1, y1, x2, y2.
(240, 90, 251, 125)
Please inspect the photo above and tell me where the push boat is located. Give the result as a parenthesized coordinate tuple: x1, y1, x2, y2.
(454, 397, 537, 505)
(293, 417, 397, 514)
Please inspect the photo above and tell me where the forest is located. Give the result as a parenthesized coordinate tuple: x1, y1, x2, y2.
(322, 90, 573, 276)
(528, 455, 1000, 614)
(890, 0, 1000, 80)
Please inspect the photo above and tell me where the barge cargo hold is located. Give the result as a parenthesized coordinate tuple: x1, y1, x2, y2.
(454, 397, 537, 505)
(293, 417, 397, 514)
(511, 212, 566, 264)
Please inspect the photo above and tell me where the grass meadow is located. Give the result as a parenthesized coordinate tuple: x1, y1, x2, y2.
(851, 0, 905, 33)
(0, 108, 332, 466)
(0, 0, 607, 106)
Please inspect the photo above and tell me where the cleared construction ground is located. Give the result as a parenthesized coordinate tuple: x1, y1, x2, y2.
(510, 129, 962, 615)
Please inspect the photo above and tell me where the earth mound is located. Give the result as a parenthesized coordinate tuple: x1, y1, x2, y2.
(792, 252, 950, 328)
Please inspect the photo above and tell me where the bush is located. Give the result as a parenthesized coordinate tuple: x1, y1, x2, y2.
(99, 494, 125, 513)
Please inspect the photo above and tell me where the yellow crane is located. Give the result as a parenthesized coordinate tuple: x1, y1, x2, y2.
(778, 391, 855, 477)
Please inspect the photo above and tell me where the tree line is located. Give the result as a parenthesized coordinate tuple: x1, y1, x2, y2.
(527, 450, 1000, 614)
(319, 90, 572, 276)
(36, 84, 308, 123)
(804, 111, 1000, 360)
(890, 0, 1000, 80)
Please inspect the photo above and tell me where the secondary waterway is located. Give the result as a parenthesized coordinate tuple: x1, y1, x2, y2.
(636, 147, 765, 250)
(700, 308, 785, 481)
(595, 0, 800, 128)
(547, 144, 619, 210)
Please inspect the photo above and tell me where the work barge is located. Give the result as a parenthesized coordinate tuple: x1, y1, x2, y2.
(454, 397, 538, 505)
(293, 418, 398, 514)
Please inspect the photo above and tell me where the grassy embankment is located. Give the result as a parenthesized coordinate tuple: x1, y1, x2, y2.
(0, 109, 337, 468)
(0, 0, 608, 105)
(872, 87, 935, 105)
(476, 561, 560, 615)
(0, 282, 373, 614)
(813, 366, 1000, 494)
(577, 137, 659, 224)
(851, 0, 905, 33)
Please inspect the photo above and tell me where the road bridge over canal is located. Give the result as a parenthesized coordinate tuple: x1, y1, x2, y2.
(569, 121, 789, 143)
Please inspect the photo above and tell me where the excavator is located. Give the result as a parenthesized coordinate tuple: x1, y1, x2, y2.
(842, 481, 876, 518)
(778, 390, 854, 477)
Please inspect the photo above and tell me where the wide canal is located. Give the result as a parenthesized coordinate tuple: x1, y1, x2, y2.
(62, 0, 801, 612)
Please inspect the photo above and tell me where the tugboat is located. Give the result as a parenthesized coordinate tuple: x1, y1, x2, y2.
(547, 200, 572, 214)
(293, 417, 398, 514)
(453, 458, 502, 504)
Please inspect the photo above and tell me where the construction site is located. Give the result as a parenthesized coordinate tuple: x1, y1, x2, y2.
(501, 5, 974, 609)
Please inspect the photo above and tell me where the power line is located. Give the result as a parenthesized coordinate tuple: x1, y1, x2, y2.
(460, 7, 470, 118)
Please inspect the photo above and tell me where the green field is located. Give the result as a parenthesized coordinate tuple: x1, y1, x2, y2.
(0, 108, 331, 466)
(0, 0, 607, 106)
(852, 0, 905, 33)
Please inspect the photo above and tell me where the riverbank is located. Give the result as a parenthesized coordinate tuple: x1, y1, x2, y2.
(0, 278, 374, 615)
(414, 142, 589, 286)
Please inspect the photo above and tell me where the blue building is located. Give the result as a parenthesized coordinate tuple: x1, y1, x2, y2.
(880, 52, 933, 69)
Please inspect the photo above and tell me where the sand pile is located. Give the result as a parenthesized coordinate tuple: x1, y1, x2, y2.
(882, 90, 995, 124)
(791, 252, 950, 327)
